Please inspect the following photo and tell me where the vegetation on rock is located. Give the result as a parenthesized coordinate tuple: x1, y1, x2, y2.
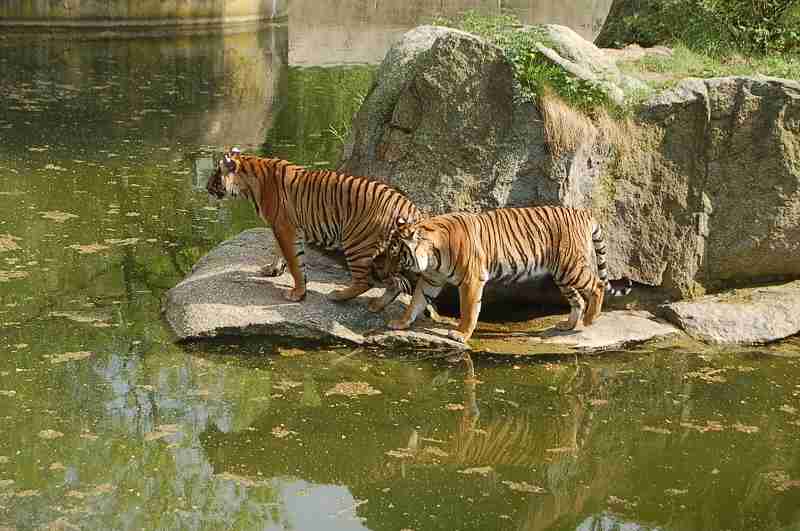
(598, 0, 800, 55)
(432, 11, 612, 111)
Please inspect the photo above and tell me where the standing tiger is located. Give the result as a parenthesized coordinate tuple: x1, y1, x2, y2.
(206, 148, 421, 311)
(383, 206, 627, 343)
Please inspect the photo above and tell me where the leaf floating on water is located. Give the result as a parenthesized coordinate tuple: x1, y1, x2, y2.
(0, 235, 20, 252)
(686, 367, 728, 383)
(50, 351, 93, 364)
(458, 466, 494, 476)
(92, 483, 114, 495)
(763, 470, 800, 492)
(43, 163, 67, 172)
(144, 424, 180, 442)
(385, 449, 415, 459)
(215, 472, 259, 487)
(43, 517, 80, 531)
(546, 446, 578, 453)
(271, 425, 297, 439)
(680, 420, 725, 433)
(324, 382, 381, 398)
(273, 379, 302, 392)
(67, 243, 110, 254)
(50, 311, 110, 325)
(502, 480, 545, 494)
(423, 446, 449, 458)
(40, 211, 78, 223)
(642, 426, 672, 435)
(0, 271, 29, 282)
(732, 423, 760, 434)
(104, 238, 139, 246)
(664, 488, 689, 496)
(38, 429, 64, 440)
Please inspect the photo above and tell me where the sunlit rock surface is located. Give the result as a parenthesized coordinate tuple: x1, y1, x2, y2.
(341, 25, 800, 301)
(164, 230, 684, 353)
(662, 281, 800, 345)
(163, 229, 467, 350)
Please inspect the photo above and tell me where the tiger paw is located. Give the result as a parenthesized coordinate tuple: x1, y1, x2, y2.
(327, 285, 370, 302)
(260, 258, 287, 277)
(447, 330, 469, 343)
(284, 288, 306, 302)
(387, 319, 410, 331)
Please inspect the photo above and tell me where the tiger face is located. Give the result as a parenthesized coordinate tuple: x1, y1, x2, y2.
(385, 218, 433, 275)
(206, 149, 243, 199)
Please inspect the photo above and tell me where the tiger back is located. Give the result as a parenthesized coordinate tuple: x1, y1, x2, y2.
(384, 206, 616, 343)
(207, 149, 421, 310)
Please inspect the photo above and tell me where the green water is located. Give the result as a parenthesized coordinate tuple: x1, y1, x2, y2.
(1, 18, 800, 531)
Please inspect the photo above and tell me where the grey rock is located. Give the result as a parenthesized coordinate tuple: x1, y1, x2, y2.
(605, 76, 800, 297)
(535, 25, 648, 105)
(162, 229, 467, 350)
(475, 310, 683, 354)
(342, 24, 800, 300)
(661, 281, 800, 345)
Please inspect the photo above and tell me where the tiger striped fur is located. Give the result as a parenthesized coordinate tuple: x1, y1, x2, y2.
(383, 206, 618, 343)
(206, 149, 421, 311)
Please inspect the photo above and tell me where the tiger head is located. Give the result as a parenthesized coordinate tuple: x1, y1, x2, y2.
(384, 217, 434, 275)
(206, 148, 244, 199)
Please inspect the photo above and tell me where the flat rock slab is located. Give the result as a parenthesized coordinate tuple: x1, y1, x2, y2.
(163, 229, 466, 350)
(164, 229, 685, 354)
(661, 281, 800, 344)
(472, 310, 681, 354)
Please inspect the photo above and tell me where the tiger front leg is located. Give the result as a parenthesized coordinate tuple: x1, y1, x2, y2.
(272, 221, 307, 302)
(388, 278, 443, 331)
(448, 279, 486, 344)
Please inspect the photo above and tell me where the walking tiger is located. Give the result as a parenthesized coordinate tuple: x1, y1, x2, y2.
(381, 206, 630, 343)
(206, 148, 421, 311)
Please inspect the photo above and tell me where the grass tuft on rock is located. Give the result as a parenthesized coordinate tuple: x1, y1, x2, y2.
(432, 11, 612, 112)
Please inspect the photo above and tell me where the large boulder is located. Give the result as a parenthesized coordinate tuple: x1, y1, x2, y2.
(341, 25, 548, 215)
(605, 76, 800, 297)
(340, 24, 800, 300)
(661, 281, 800, 344)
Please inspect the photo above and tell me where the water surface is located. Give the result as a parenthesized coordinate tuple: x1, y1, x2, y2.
(1, 9, 800, 531)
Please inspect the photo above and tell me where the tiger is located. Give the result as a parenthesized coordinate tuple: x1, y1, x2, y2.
(382, 206, 630, 343)
(206, 148, 421, 311)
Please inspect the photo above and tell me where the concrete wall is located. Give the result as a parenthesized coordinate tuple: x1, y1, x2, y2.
(0, 0, 288, 25)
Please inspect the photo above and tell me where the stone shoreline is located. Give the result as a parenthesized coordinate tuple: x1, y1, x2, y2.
(163, 230, 800, 354)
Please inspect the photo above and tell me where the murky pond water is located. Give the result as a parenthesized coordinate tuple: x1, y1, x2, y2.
(1, 7, 800, 531)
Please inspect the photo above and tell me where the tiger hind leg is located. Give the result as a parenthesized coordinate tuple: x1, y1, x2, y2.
(555, 286, 587, 331)
(583, 279, 605, 326)
(328, 253, 372, 302)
